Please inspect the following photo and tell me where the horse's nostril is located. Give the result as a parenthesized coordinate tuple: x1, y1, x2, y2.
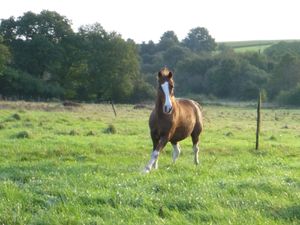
(164, 106, 167, 113)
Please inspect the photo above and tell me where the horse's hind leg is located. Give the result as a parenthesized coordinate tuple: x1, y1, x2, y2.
(193, 142, 200, 165)
(191, 125, 201, 165)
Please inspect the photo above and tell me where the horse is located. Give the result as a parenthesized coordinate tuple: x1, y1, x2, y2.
(144, 67, 203, 173)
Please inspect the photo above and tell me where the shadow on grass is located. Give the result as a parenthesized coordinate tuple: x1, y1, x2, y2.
(268, 205, 300, 222)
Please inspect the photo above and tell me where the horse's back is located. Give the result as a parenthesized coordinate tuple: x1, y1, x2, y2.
(168, 98, 203, 143)
(176, 98, 203, 125)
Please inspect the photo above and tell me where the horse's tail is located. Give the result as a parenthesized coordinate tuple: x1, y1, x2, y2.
(192, 100, 204, 130)
(192, 100, 203, 112)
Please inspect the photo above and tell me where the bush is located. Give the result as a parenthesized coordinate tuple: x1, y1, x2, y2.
(69, 129, 80, 136)
(86, 131, 96, 136)
(131, 79, 156, 103)
(0, 67, 64, 99)
(104, 124, 117, 134)
(12, 113, 21, 120)
(15, 131, 30, 139)
(276, 84, 300, 106)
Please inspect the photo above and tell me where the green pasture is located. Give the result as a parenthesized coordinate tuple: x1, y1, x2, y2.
(233, 44, 271, 53)
(219, 39, 300, 52)
(0, 101, 299, 224)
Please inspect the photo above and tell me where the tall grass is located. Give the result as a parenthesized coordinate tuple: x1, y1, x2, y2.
(0, 101, 299, 224)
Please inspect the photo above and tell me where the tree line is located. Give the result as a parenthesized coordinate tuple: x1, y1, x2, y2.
(0, 10, 151, 102)
(140, 31, 300, 105)
(1, 10, 300, 105)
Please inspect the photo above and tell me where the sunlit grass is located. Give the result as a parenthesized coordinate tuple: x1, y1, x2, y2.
(0, 101, 299, 224)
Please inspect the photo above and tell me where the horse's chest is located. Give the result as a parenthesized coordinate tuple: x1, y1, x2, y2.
(172, 122, 193, 139)
(156, 118, 172, 134)
(156, 119, 194, 142)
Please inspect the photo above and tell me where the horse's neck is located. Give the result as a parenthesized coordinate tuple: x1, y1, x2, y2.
(155, 97, 163, 114)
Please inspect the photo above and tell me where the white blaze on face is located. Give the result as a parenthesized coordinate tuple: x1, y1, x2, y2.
(161, 81, 173, 114)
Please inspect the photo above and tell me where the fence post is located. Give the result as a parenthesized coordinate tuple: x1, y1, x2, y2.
(111, 100, 117, 117)
(256, 91, 261, 150)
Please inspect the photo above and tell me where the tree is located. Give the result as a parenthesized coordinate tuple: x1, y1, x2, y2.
(158, 31, 180, 51)
(268, 53, 300, 98)
(162, 46, 189, 69)
(175, 54, 215, 94)
(264, 41, 300, 61)
(0, 10, 74, 80)
(0, 67, 63, 99)
(182, 27, 216, 53)
(0, 36, 10, 74)
(204, 57, 240, 97)
(231, 62, 270, 100)
(0, 17, 17, 44)
(140, 40, 156, 55)
(276, 83, 300, 106)
(15, 10, 73, 41)
(75, 24, 140, 102)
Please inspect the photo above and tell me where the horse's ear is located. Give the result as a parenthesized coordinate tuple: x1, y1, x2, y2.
(168, 71, 173, 79)
(158, 71, 163, 78)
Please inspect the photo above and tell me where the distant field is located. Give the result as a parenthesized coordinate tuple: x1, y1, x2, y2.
(218, 39, 300, 52)
(0, 101, 299, 224)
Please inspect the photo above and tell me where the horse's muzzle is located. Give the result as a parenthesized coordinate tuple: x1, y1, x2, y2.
(164, 105, 173, 114)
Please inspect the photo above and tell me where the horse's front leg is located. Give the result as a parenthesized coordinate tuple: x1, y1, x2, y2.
(144, 136, 168, 173)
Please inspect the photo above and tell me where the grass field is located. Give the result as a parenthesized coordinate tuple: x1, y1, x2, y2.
(0, 101, 299, 224)
(218, 39, 300, 52)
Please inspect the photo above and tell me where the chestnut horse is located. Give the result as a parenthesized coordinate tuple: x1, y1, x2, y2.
(144, 67, 203, 173)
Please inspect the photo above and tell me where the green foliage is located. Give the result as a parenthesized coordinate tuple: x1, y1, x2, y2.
(163, 45, 190, 69)
(69, 129, 80, 136)
(175, 52, 270, 100)
(14, 130, 31, 139)
(0, 67, 64, 99)
(0, 36, 10, 74)
(131, 78, 156, 103)
(0, 11, 73, 80)
(157, 31, 180, 51)
(276, 83, 300, 106)
(1, 10, 300, 105)
(74, 25, 140, 102)
(86, 130, 96, 136)
(264, 41, 300, 60)
(268, 53, 300, 99)
(0, 12, 143, 102)
(12, 113, 21, 120)
(104, 124, 117, 134)
(182, 27, 217, 52)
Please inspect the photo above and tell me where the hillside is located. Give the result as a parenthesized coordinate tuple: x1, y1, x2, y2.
(218, 39, 300, 52)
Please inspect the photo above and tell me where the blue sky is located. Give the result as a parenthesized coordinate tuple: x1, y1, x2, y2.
(1, 0, 299, 43)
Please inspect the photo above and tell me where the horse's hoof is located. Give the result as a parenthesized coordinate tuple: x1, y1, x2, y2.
(143, 167, 151, 174)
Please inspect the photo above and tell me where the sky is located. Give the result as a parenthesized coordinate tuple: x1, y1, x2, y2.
(1, 0, 300, 43)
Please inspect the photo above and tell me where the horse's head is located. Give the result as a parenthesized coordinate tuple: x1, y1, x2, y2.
(157, 67, 174, 114)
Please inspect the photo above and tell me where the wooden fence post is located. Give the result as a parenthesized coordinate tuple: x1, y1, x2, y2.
(256, 91, 261, 150)
(111, 100, 117, 117)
